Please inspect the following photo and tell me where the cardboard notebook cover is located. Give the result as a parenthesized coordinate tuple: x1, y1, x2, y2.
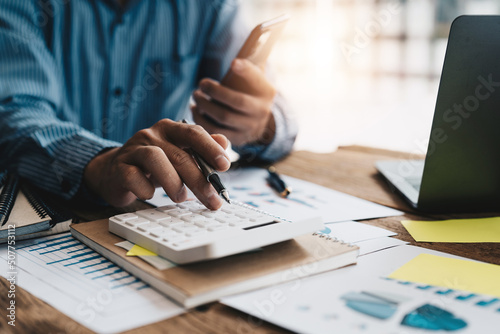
(71, 219, 359, 308)
(0, 189, 51, 239)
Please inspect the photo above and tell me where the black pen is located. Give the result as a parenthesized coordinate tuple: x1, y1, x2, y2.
(267, 166, 292, 198)
(181, 119, 231, 204)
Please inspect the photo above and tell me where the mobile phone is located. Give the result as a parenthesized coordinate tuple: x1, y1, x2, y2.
(221, 14, 289, 94)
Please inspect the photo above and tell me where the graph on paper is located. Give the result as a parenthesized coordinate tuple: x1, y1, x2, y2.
(17, 233, 146, 292)
(0, 233, 183, 333)
(222, 246, 498, 334)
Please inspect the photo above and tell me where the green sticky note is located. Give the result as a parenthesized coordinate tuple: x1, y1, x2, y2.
(402, 217, 500, 243)
(126, 244, 157, 257)
(388, 253, 500, 298)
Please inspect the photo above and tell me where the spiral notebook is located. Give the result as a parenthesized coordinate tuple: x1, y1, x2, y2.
(0, 173, 73, 242)
(71, 219, 359, 308)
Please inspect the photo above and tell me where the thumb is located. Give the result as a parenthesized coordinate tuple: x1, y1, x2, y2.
(229, 58, 273, 95)
(211, 133, 229, 150)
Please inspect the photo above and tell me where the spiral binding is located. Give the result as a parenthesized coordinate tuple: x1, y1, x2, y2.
(312, 231, 356, 247)
(0, 173, 20, 225)
(22, 183, 50, 220)
(21, 183, 73, 226)
(0, 171, 7, 188)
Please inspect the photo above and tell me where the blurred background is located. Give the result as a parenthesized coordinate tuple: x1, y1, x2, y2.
(240, 0, 500, 154)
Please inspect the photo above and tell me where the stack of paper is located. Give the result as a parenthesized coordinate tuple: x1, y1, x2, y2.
(222, 245, 499, 334)
(316, 221, 407, 256)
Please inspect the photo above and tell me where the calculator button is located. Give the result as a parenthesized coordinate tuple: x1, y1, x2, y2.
(114, 213, 139, 222)
(150, 229, 166, 238)
(172, 225, 199, 233)
(234, 208, 253, 217)
(159, 218, 182, 227)
(172, 239, 196, 248)
(137, 223, 162, 232)
(208, 225, 227, 232)
(156, 205, 178, 212)
(125, 217, 149, 226)
(181, 214, 205, 223)
(201, 211, 219, 218)
(215, 214, 235, 224)
(136, 209, 172, 222)
(178, 201, 203, 209)
(169, 209, 191, 217)
(214, 218, 232, 224)
(163, 234, 185, 242)
(195, 220, 214, 228)
(221, 206, 236, 214)
(186, 230, 208, 237)
(229, 220, 250, 227)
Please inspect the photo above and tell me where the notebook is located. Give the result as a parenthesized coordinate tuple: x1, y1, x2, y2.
(71, 219, 359, 308)
(0, 174, 73, 242)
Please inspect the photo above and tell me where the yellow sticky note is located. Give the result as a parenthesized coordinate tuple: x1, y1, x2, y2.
(126, 244, 158, 257)
(388, 253, 500, 298)
(402, 217, 500, 242)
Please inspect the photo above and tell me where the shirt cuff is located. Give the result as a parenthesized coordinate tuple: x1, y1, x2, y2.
(57, 133, 121, 199)
(258, 104, 295, 161)
(18, 132, 121, 201)
(234, 97, 297, 163)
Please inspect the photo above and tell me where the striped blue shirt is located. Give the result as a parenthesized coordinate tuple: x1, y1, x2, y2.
(0, 0, 297, 200)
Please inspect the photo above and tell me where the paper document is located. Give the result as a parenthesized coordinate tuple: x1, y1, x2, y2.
(356, 237, 407, 256)
(318, 221, 397, 243)
(317, 221, 405, 255)
(402, 217, 500, 242)
(388, 253, 500, 298)
(222, 245, 499, 334)
(0, 233, 183, 333)
(148, 168, 403, 223)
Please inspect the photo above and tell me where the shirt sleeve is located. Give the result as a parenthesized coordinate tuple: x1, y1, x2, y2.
(0, 2, 120, 200)
(197, 0, 298, 163)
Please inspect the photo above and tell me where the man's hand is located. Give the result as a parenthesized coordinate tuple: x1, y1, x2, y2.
(191, 58, 277, 147)
(83, 119, 230, 209)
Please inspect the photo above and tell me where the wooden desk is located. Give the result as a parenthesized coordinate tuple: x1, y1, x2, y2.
(2, 146, 499, 333)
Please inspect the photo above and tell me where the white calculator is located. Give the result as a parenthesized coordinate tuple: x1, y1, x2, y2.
(109, 200, 322, 264)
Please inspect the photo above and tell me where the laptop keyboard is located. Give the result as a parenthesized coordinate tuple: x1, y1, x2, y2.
(406, 177, 422, 191)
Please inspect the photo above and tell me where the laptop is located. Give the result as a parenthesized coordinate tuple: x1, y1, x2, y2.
(376, 16, 500, 213)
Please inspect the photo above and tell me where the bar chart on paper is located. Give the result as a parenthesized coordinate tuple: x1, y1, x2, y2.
(223, 246, 499, 334)
(0, 232, 183, 333)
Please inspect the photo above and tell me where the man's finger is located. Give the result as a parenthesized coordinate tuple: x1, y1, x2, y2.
(156, 119, 231, 172)
(211, 134, 229, 150)
(116, 163, 155, 201)
(162, 144, 223, 210)
(191, 106, 241, 145)
(199, 79, 256, 114)
(192, 90, 249, 130)
(128, 145, 187, 202)
(227, 58, 276, 98)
